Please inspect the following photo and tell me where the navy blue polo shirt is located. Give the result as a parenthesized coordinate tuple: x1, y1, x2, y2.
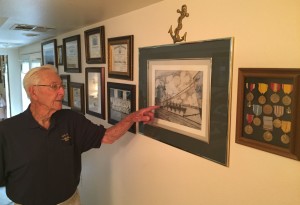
(0, 107, 106, 205)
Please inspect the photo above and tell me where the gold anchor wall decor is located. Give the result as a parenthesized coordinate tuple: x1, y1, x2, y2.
(168, 4, 189, 44)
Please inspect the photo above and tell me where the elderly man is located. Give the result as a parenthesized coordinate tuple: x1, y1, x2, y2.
(0, 65, 158, 205)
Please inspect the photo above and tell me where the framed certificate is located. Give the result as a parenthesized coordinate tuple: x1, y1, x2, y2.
(108, 35, 133, 80)
(85, 67, 105, 119)
(84, 26, 105, 64)
(63, 35, 81, 73)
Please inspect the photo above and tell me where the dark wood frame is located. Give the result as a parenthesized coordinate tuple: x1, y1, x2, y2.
(41, 39, 58, 67)
(108, 35, 133, 80)
(84, 26, 105, 64)
(57, 45, 64, 65)
(63, 35, 81, 73)
(85, 67, 106, 119)
(70, 82, 85, 114)
(139, 38, 233, 166)
(60, 75, 70, 106)
(107, 82, 136, 133)
(236, 68, 300, 160)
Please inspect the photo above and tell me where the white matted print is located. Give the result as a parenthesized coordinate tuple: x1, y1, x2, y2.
(148, 58, 212, 142)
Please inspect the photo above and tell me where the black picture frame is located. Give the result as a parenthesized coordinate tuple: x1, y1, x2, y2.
(84, 26, 106, 64)
(107, 82, 136, 133)
(63, 35, 81, 73)
(236, 68, 300, 160)
(70, 82, 85, 114)
(139, 38, 233, 166)
(60, 74, 70, 106)
(108, 35, 134, 80)
(41, 39, 58, 67)
(85, 67, 106, 119)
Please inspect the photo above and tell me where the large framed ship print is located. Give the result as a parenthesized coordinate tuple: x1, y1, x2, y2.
(139, 38, 233, 166)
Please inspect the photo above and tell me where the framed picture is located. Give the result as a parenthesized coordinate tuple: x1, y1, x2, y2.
(84, 26, 105, 64)
(70, 82, 85, 114)
(148, 59, 211, 142)
(139, 38, 233, 166)
(236, 68, 300, 160)
(41, 39, 58, 67)
(60, 74, 70, 106)
(107, 82, 136, 133)
(85, 67, 105, 119)
(57, 45, 64, 65)
(108, 35, 133, 80)
(63, 35, 81, 73)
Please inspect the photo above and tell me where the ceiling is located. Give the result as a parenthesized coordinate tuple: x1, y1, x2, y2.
(0, 0, 162, 48)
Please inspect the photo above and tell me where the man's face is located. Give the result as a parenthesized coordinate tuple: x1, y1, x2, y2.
(33, 70, 65, 114)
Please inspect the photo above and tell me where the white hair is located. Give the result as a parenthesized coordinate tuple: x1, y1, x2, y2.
(23, 64, 58, 97)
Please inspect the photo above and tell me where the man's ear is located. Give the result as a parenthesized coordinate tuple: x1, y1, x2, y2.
(28, 86, 38, 100)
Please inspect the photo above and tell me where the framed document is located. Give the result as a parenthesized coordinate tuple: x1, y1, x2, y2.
(236, 68, 300, 160)
(70, 82, 85, 114)
(108, 35, 133, 80)
(63, 35, 81, 73)
(84, 26, 105, 64)
(41, 39, 58, 67)
(85, 67, 105, 119)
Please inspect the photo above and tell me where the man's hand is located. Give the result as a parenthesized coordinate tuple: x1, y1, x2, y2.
(102, 106, 160, 144)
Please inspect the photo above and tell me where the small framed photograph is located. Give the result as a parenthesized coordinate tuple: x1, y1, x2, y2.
(70, 82, 85, 114)
(41, 39, 58, 67)
(108, 35, 133, 80)
(57, 45, 64, 65)
(85, 67, 106, 119)
(107, 82, 136, 133)
(60, 74, 70, 106)
(236, 68, 300, 160)
(63, 35, 81, 73)
(84, 26, 105, 64)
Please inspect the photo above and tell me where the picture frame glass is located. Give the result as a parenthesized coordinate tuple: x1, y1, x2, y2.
(85, 26, 105, 64)
(66, 40, 79, 68)
(108, 82, 136, 133)
(41, 39, 57, 67)
(87, 72, 102, 113)
(148, 59, 212, 142)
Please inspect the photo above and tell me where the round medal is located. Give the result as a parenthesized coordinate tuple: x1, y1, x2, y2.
(282, 95, 291, 106)
(253, 117, 261, 126)
(270, 93, 280, 104)
(263, 131, 273, 142)
(244, 125, 253, 135)
(246, 92, 254, 101)
(263, 104, 273, 115)
(258, 95, 266, 105)
(273, 119, 282, 128)
(281, 134, 290, 144)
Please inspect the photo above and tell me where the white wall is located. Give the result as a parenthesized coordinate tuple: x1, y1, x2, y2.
(0, 48, 22, 116)
(19, 0, 300, 204)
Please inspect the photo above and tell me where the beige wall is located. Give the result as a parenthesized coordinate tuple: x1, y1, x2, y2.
(19, 0, 300, 204)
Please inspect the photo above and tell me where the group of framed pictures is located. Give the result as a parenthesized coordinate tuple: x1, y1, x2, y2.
(41, 26, 134, 80)
(42, 25, 299, 165)
(41, 26, 136, 132)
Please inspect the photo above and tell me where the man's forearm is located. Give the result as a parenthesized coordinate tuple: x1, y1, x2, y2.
(102, 113, 135, 144)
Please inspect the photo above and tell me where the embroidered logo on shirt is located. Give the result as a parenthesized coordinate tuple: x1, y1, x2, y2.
(61, 133, 71, 142)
